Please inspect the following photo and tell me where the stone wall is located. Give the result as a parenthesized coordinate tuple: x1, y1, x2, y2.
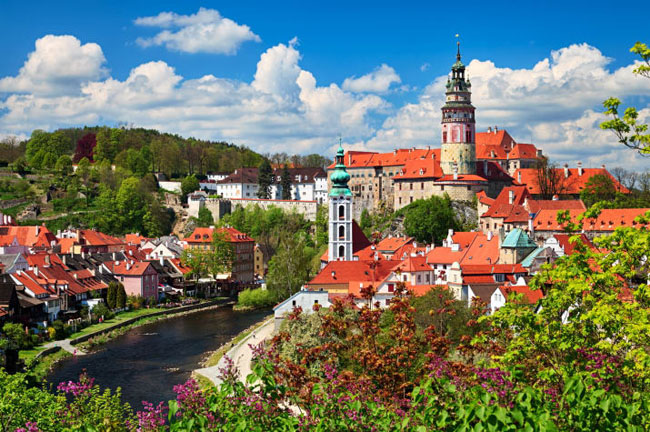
(231, 198, 318, 221)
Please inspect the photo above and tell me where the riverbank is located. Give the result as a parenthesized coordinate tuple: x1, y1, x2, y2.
(193, 315, 274, 387)
(24, 298, 234, 380)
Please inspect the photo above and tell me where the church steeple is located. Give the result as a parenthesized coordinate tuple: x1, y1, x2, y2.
(328, 141, 353, 261)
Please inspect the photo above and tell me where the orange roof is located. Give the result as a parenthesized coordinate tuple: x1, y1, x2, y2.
(461, 263, 527, 275)
(534, 208, 650, 232)
(375, 236, 414, 253)
(395, 256, 430, 272)
(170, 258, 192, 275)
(77, 229, 124, 247)
(393, 152, 443, 180)
(186, 227, 255, 244)
(125, 233, 148, 245)
(57, 237, 77, 254)
(476, 190, 494, 206)
(552, 233, 596, 255)
(307, 260, 401, 286)
(37, 264, 89, 295)
(111, 260, 154, 276)
(482, 186, 531, 218)
(437, 174, 487, 183)
(425, 231, 499, 266)
(502, 284, 544, 304)
(476, 143, 507, 160)
(408, 284, 447, 297)
(508, 143, 538, 159)
(475, 129, 516, 149)
(0, 225, 57, 248)
(526, 199, 586, 213)
(25, 253, 64, 268)
(12, 270, 49, 296)
(329, 148, 440, 170)
(513, 168, 629, 195)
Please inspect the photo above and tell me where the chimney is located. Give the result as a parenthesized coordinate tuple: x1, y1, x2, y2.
(393, 149, 397, 155)
(112, 252, 117, 261)
(487, 231, 493, 241)
(563, 163, 569, 178)
(517, 171, 522, 183)
(453, 162, 458, 181)
(552, 194, 559, 201)
(348, 153, 351, 165)
(62, 254, 66, 265)
(126, 261, 131, 271)
(484, 160, 488, 176)
(528, 217, 534, 234)
(577, 161, 583, 176)
(81, 251, 85, 260)
(537, 149, 543, 157)
(34, 267, 38, 276)
(488, 126, 492, 133)
(73, 273, 78, 280)
(494, 125, 498, 133)
(160, 256, 164, 266)
(508, 190, 514, 205)
(45, 254, 50, 266)
(331, 271, 336, 278)
(601, 164, 606, 170)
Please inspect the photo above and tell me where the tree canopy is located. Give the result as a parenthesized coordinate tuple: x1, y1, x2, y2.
(401, 195, 457, 244)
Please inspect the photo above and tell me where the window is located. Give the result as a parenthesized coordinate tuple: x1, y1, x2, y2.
(410, 197, 413, 203)
(338, 245, 345, 258)
(388, 283, 394, 292)
(442, 131, 447, 142)
(403, 274, 408, 282)
(338, 205, 345, 219)
(410, 183, 413, 190)
(338, 225, 345, 239)
(399, 183, 402, 191)
(314, 299, 319, 305)
(417, 275, 421, 283)
(421, 182, 424, 190)
(292, 300, 296, 306)
(399, 197, 402, 204)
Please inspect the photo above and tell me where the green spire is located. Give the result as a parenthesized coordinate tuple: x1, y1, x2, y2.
(329, 141, 352, 197)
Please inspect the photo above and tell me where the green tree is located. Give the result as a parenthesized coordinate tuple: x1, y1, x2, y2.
(266, 233, 315, 300)
(580, 173, 618, 207)
(280, 164, 292, 200)
(116, 283, 127, 309)
(601, 42, 650, 155)
(115, 177, 147, 234)
(402, 195, 457, 244)
(181, 230, 234, 280)
(196, 206, 214, 227)
(143, 199, 173, 237)
(410, 286, 476, 343)
(181, 174, 200, 198)
(1, 323, 32, 350)
(76, 157, 91, 185)
(106, 282, 118, 309)
(55, 155, 72, 177)
(257, 160, 273, 199)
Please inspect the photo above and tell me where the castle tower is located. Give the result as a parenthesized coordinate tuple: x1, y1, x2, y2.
(440, 42, 476, 175)
(328, 144, 353, 261)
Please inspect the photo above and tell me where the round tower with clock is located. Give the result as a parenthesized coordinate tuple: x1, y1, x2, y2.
(440, 42, 476, 176)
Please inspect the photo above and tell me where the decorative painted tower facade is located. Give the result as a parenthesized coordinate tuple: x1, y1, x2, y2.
(328, 144, 353, 261)
(440, 42, 476, 176)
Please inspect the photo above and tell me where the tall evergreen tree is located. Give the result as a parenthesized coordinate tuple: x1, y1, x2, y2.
(116, 284, 127, 309)
(281, 164, 292, 200)
(107, 282, 117, 309)
(257, 160, 273, 199)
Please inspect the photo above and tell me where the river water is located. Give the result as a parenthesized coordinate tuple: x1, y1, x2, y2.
(47, 306, 269, 409)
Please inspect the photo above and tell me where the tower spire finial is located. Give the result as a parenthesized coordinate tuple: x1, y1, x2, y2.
(455, 34, 461, 61)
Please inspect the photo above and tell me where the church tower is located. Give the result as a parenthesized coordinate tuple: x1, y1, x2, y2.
(440, 42, 476, 175)
(328, 144, 353, 261)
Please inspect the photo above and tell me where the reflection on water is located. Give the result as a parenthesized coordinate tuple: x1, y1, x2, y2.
(47, 306, 268, 409)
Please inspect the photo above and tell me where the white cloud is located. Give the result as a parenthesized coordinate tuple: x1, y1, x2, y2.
(342, 64, 401, 93)
(0, 35, 106, 96)
(0, 36, 386, 155)
(367, 43, 650, 169)
(420, 63, 430, 72)
(134, 8, 260, 54)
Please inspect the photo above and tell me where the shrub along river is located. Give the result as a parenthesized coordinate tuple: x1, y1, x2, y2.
(47, 305, 269, 408)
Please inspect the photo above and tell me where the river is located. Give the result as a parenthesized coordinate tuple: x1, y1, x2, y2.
(47, 306, 269, 409)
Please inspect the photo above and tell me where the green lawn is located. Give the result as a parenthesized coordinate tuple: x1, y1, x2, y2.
(68, 307, 165, 340)
(19, 346, 47, 362)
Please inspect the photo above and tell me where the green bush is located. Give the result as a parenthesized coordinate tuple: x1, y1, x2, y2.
(237, 288, 277, 309)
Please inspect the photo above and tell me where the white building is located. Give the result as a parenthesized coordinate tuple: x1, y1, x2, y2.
(216, 168, 259, 199)
(328, 146, 353, 261)
(273, 289, 331, 330)
(270, 168, 328, 203)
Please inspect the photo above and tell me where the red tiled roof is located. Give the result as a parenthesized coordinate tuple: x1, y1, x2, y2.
(461, 264, 527, 275)
(393, 152, 443, 180)
(526, 199, 586, 214)
(476, 190, 494, 206)
(217, 168, 258, 184)
(307, 260, 401, 286)
(12, 271, 48, 296)
(125, 233, 148, 245)
(408, 284, 447, 297)
(534, 208, 650, 232)
(552, 234, 596, 255)
(77, 229, 124, 247)
(329, 148, 440, 170)
(395, 256, 430, 273)
(111, 260, 154, 276)
(25, 253, 64, 268)
(475, 130, 516, 149)
(482, 186, 531, 218)
(437, 174, 487, 183)
(476, 144, 507, 160)
(57, 238, 77, 254)
(186, 227, 255, 244)
(0, 225, 57, 248)
(170, 258, 192, 275)
(513, 168, 629, 195)
(508, 143, 538, 159)
(464, 275, 496, 284)
(502, 284, 544, 304)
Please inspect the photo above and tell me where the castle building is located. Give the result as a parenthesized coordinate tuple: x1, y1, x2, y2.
(328, 145, 354, 261)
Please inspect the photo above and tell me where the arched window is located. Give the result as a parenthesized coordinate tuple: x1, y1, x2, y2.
(338, 205, 345, 219)
(338, 245, 345, 258)
(338, 225, 345, 239)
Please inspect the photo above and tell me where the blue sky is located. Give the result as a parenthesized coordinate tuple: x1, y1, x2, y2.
(1, 0, 649, 168)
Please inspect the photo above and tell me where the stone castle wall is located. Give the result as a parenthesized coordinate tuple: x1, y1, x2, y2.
(188, 196, 318, 222)
(440, 143, 476, 175)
